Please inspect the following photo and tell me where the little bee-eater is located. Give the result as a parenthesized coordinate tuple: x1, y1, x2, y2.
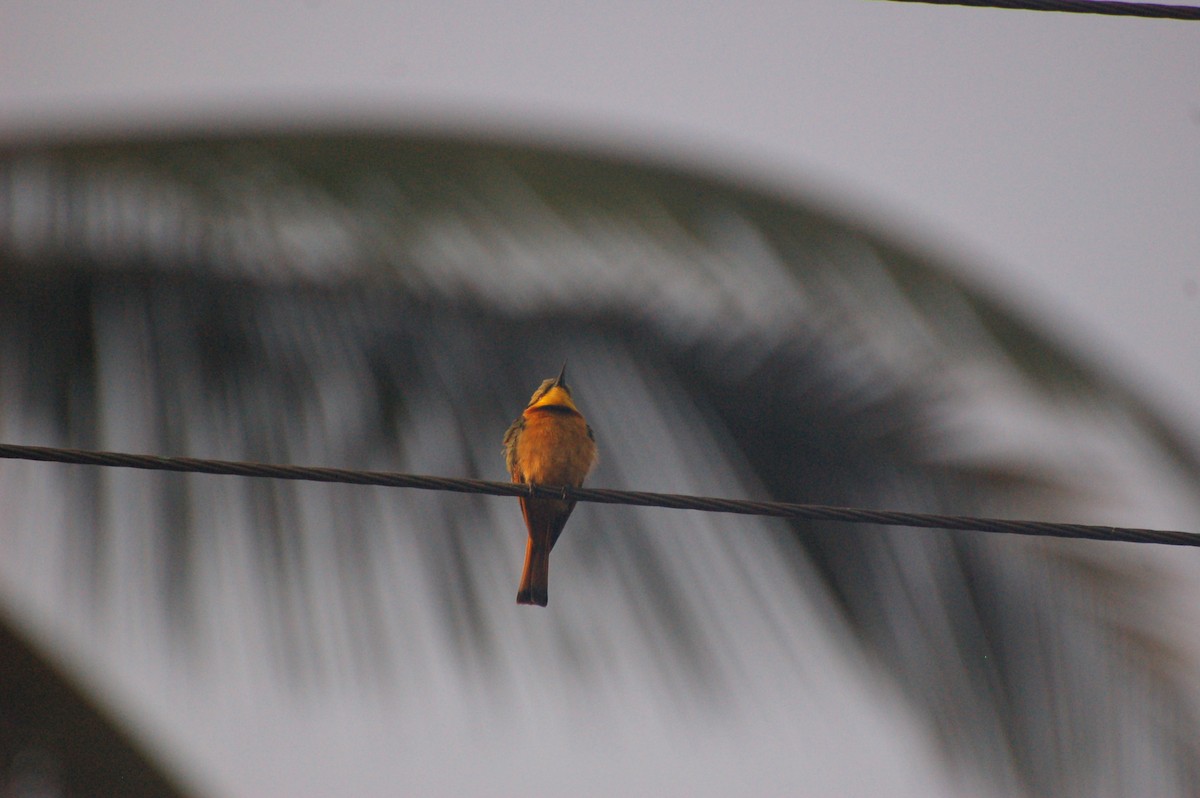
(503, 363, 597, 606)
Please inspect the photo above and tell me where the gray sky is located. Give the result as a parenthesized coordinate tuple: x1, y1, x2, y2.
(2, 4, 1199, 795)
(3, 1, 1198, 435)
(3, 0, 1199, 438)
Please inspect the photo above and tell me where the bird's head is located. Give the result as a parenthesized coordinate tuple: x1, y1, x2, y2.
(527, 362, 578, 412)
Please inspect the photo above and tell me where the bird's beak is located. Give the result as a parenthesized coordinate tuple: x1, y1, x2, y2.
(553, 361, 568, 389)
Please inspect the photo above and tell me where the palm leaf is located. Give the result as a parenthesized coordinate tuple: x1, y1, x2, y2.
(0, 134, 1196, 795)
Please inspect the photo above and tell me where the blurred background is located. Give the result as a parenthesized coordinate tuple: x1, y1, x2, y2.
(1, 2, 1199, 796)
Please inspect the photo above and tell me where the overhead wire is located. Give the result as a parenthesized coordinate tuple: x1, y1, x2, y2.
(0, 442, 1196, 547)
(882, 0, 1200, 19)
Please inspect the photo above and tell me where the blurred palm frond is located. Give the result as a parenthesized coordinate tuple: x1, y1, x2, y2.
(1, 134, 1198, 796)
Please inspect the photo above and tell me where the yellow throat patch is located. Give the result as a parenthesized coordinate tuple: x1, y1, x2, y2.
(529, 385, 577, 412)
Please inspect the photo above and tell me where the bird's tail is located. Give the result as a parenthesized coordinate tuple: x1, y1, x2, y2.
(517, 536, 549, 606)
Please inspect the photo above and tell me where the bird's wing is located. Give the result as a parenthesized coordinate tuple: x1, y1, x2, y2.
(503, 415, 525, 479)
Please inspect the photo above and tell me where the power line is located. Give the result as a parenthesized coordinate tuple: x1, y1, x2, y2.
(883, 0, 1200, 19)
(0, 442, 1195, 547)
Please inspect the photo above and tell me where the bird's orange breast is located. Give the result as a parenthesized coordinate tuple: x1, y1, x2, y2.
(514, 408, 596, 487)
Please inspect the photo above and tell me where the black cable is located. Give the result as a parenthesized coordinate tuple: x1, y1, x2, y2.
(882, 0, 1200, 19)
(0, 442, 1195, 547)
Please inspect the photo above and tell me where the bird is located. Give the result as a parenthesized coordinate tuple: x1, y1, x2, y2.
(503, 362, 598, 606)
